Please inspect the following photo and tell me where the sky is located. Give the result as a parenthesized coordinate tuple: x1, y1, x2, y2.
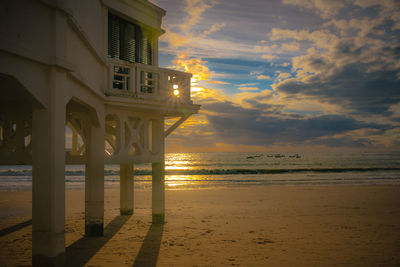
(152, 0, 400, 152)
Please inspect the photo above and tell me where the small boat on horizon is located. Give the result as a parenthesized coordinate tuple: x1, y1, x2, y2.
(246, 154, 263, 159)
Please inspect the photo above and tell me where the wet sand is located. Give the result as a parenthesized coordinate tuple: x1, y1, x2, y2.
(1, 185, 400, 266)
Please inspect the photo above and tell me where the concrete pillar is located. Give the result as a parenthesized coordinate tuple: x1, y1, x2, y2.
(32, 71, 66, 266)
(120, 164, 134, 215)
(152, 162, 165, 224)
(85, 121, 105, 236)
(152, 118, 165, 224)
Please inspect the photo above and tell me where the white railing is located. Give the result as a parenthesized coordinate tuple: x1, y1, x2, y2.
(107, 59, 192, 103)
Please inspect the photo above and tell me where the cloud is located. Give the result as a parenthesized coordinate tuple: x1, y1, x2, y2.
(160, 0, 242, 60)
(173, 52, 211, 81)
(256, 42, 300, 56)
(273, 32, 400, 117)
(166, 112, 220, 151)
(239, 83, 258, 86)
(160, 35, 261, 60)
(159, 0, 217, 49)
(257, 75, 271, 80)
(281, 42, 300, 52)
(277, 72, 291, 79)
(170, 52, 230, 104)
(269, 28, 338, 50)
(159, 0, 400, 151)
(389, 102, 400, 118)
(280, 62, 291, 67)
(181, 0, 217, 32)
(205, 80, 231, 85)
(261, 54, 276, 60)
(352, 0, 399, 9)
(255, 44, 278, 52)
(204, 101, 388, 147)
(265, 2, 400, 121)
(161, 32, 190, 48)
(200, 22, 226, 37)
(237, 86, 259, 91)
(282, 0, 345, 19)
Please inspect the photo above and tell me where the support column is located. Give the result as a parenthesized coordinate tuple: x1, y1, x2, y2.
(120, 164, 134, 215)
(85, 120, 105, 236)
(152, 118, 165, 224)
(32, 71, 66, 266)
(152, 162, 165, 224)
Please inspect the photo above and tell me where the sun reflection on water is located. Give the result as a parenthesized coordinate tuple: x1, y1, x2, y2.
(165, 175, 188, 188)
(165, 153, 198, 171)
(165, 161, 190, 170)
(165, 175, 212, 190)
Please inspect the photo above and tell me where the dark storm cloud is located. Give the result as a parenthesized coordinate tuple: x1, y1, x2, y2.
(277, 41, 400, 116)
(309, 136, 375, 148)
(204, 101, 388, 147)
(278, 66, 400, 116)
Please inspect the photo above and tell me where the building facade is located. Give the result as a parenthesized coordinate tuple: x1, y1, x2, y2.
(0, 0, 199, 265)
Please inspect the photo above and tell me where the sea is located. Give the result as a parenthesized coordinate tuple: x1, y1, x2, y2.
(1, 152, 400, 191)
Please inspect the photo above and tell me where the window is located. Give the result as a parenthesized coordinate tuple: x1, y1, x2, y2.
(108, 13, 153, 65)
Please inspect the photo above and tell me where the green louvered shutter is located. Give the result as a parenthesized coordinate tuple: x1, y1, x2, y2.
(108, 14, 120, 59)
(121, 22, 136, 63)
(139, 36, 152, 65)
(108, 13, 153, 65)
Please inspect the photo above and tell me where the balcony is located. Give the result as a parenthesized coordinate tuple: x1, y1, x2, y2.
(106, 59, 193, 110)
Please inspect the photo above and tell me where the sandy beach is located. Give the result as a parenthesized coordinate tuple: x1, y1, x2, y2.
(1, 185, 400, 266)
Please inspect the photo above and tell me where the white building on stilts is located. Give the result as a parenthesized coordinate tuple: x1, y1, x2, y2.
(0, 0, 199, 265)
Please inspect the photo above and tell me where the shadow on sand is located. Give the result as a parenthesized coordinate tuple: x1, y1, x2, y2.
(0, 219, 32, 237)
(66, 216, 164, 266)
(66, 215, 131, 266)
(133, 223, 164, 267)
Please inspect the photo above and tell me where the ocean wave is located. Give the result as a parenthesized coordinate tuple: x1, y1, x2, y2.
(162, 168, 400, 175)
(1, 167, 400, 177)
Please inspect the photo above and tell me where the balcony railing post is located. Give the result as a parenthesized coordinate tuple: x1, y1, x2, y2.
(133, 64, 138, 97)
(106, 59, 192, 104)
(108, 63, 113, 95)
(159, 71, 168, 98)
(128, 66, 134, 95)
(155, 72, 160, 98)
(135, 65, 141, 98)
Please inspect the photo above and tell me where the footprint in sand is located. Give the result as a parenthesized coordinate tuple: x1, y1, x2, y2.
(253, 237, 274, 244)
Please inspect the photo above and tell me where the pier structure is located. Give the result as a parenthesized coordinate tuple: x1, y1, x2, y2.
(0, 0, 199, 265)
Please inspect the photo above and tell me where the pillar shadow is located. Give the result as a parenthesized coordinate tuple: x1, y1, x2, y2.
(0, 219, 32, 237)
(133, 224, 164, 267)
(66, 215, 130, 266)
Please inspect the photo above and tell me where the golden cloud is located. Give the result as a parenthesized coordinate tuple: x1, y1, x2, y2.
(171, 52, 229, 103)
(281, 42, 300, 51)
(201, 22, 226, 37)
(277, 72, 291, 79)
(173, 52, 210, 81)
(238, 87, 259, 91)
(161, 32, 191, 48)
(205, 80, 232, 85)
(270, 28, 338, 50)
(261, 54, 276, 60)
(192, 86, 228, 103)
(257, 75, 271, 80)
(181, 0, 217, 32)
